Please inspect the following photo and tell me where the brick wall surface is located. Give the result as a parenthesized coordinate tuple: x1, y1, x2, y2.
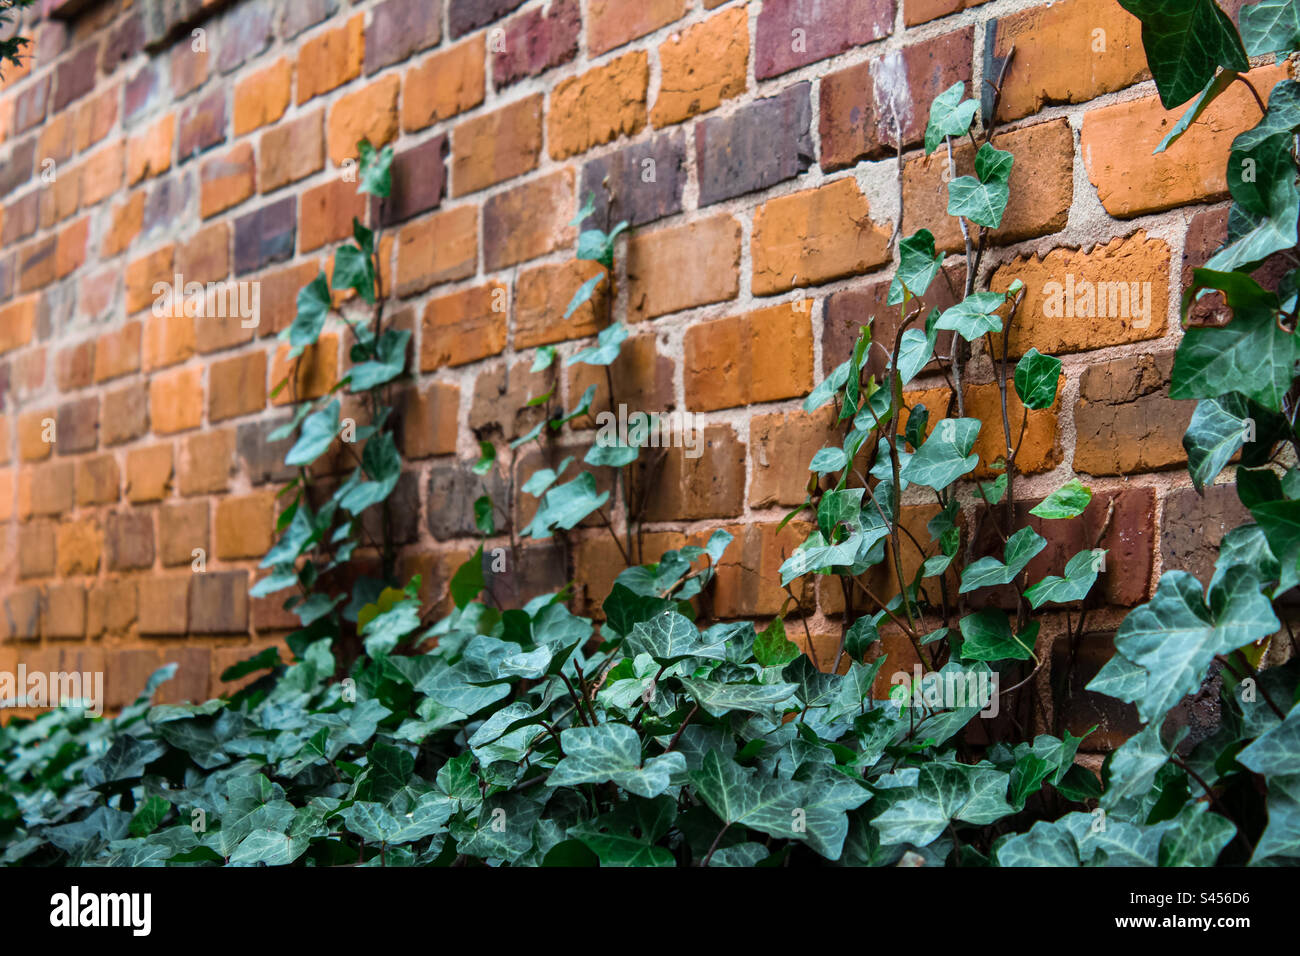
(0, 0, 1291, 739)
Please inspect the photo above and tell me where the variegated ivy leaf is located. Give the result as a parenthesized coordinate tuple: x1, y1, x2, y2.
(1029, 478, 1092, 519)
(548, 725, 685, 798)
(899, 418, 980, 490)
(934, 292, 1006, 341)
(1024, 548, 1103, 608)
(959, 526, 1047, 593)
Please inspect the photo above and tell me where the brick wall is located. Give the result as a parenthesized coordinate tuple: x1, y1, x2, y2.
(0, 0, 1291, 740)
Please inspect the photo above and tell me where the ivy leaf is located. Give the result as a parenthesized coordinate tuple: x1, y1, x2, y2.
(947, 175, 1009, 229)
(339, 432, 401, 514)
(288, 273, 331, 348)
(1157, 801, 1237, 866)
(934, 292, 1006, 341)
(450, 545, 486, 609)
(873, 762, 972, 847)
(960, 526, 1047, 593)
(896, 318, 940, 386)
(623, 611, 728, 665)
(809, 446, 848, 474)
(128, 795, 172, 837)
(804, 360, 851, 413)
(1114, 569, 1279, 724)
(563, 273, 606, 320)
(526, 471, 609, 538)
(958, 610, 1037, 662)
(1182, 394, 1253, 492)
(899, 418, 980, 490)
(348, 329, 410, 391)
(677, 678, 799, 717)
(1172, 306, 1299, 415)
(1024, 549, 1102, 608)
(754, 616, 801, 667)
(1029, 478, 1092, 519)
(1013, 348, 1061, 410)
(531, 346, 556, 372)
(284, 399, 340, 467)
(1155, 69, 1238, 154)
(548, 725, 684, 798)
(924, 82, 978, 154)
(566, 322, 628, 367)
(331, 244, 375, 304)
(1237, 701, 1300, 777)
(357, 139, 394, 198)
(1117, 0, 1248, 109)
(1241, 0, 1300, 57)
(888, 230, 943, 305)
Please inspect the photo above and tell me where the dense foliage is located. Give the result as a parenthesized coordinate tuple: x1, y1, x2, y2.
(0, 0, 1297, 867)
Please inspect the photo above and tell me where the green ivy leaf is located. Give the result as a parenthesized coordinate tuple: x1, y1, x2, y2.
(548, 725, 684, 798)
(899, 418, 980, 490)
(285, 399, 341, 467)
(563, 273, 606, 320)
(754, 616, 801, 667)
(1013, 348, 1061, 410)
(1029, 478, 1092, 519)
(450, 545, 486, 609)
(934, 292, 1006, 341)
(288, 273, 332, 348)
(958, 610, 1037, 662)
(924, 82, 978, 154)
(1117, 0, 1248, 109)
(1182, 394, 1253, 492)
(566, 322, 628, 367)
(357, 139, 394, 198)
(331, 244, 375, 304)
(959, 526, 1047, 593)
(1241, 0, 1300, 57)
(1024, 549, 1103, 608)
(888, 230, 943, 305)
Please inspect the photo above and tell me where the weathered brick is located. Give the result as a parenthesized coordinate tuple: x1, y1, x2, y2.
(125, 444, 173, 503)
(259, 109, 324, 196)
(753, 177, 893, 295)
(579, 128, 685, 229)
(177, 89, 227, 161)
(685, 301, 815, 411)
(402, 35, 485, 132)
(515, 259, 608, 348)
(143, 313, 196, 370)
(300, 178, 366, 253)
(150, 365, 204, 434)
(397, 382, 459, 458)
(904, 0, 989, 26)
(588, 0, 685, 56)
(634, 424, 745, 521)
(176, 221, 230, 285)
(2, 587, 41, 640)
(483, 169, 574, 271)
(469, 360, 548, 440)
(548, 52, 648, 160)
(420, 283, 508, 370)
(903, 117, 1074, 252)
(102, 383, 149, 446)
(42, 583, 86, 639)
(189, 570, 249, 634)
(199, 142, 256, 218)
(283, 0, 343, 39)
(823, 266, 961, 377)
(79, 141, 125, 208)
(56, 517, 102, 576)
(208, 350, 266, 422)
(106, 509, 155, 571)
(20, 461, 77, 518)
(298, 13, 364, 104)
(0, 136, 35, 200)
(102, 12, 145, 73)
(1074, 351, 1193, 476)
(270, 335, 339, 406)
(103, 192, 145, 258)
(652, 6, 748, 127)
(566, 333, 675, 427)
(18, 408, 54, 462)
(963, 376, 1062, 477)
(18, 236, 58, 293)
(171, 37, 209, 98)
(233, 197, 297, 274)
(179, 428, 236, 495)
(427, 461, 509, 539)
(749, 406, 839, 508)
(380, 136, 448, 227)
(1181, 206, 1298, 327)
(138, 576, 190, 635)
(236, 416, 297, 484)
(1081, 65, 1288, 219)
(989, 231, 1170, 356)
(755, 0, 894, 79)
(820, 27, 973, 170)
(492, 0, 579, 88)
(75, 85, 119, 153)
(18, 520, 56, 577)
(1161, 485, 1251, 585)
(0, 296, 37, 355)
(55, 396, 98, 454)
(55, 217, 89, 278)
(448, 0, 526, 37)
(696, 82, 812, 206)
(712, 521, 816, 617)
(365, 0, 442, 75)
(328, 74, 400, 165)
(233, 57, 291, 136)
(127, 113, 174, 185)
(13, 74, 49, 134)
(215, 491, 275, 559)
(395, 205, 476, 297)
(55, 340, 96, 392)
(93, 320, 143, 381)
(626, 213, 740, 322)
(86, 578, 137, 638)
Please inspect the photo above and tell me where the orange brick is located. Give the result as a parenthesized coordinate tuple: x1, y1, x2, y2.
(963, 376, 1062, 477)
(626, 213, 740, 322)
(126, 444, 174, 503)
(547, 52, 648, 159)
(76, 454, 121, 506)
(55, 217, 89, 278)
(208, 350, 267, 422)
(397, 383, 459, 458)
(56, 518, 103, 576)
(395, 204, 477, 297)
(300, 177, 367, 252)
(989, 231, 1171, 357)
(749, 406, 839, 508)
(103, 191, 145, 257)
(451, 94, 542, 196)
(93, 321, 143, 382)
(17, 408, 54, 462)
(420, 283, 508, 370)
(270, 335, 339, 405)
(751, 177, 893, 296)
(1082, 64, 1289, 218)
(402, 35, 485, 132)
(515, 259, 608, 348)
(41, 164, 81, 229)
(233, 57, 292, 136)
(159, 499, 208, 568)
(0, 295, 37, 355)
(684, 301, 814, 411)
(143, 313, 197, 370)
(652, 7, 747, 127)
(259, 109, 325, 193)
(150, 366, 204, 434)
(904, 0, 990, 26)
(176, 222, 230, 285)
(126, 113, 174, 185)
(0, 468, 12, 523)
(125, 245, 175, 314)
(992, 0, 1147, 122)
(79, 140, 124, 207)
(178, 429, 236, 495)
(19, 462, 75, 519)
(327, 74, 399, 165)
(258, 260, 322, 336)
(588, 0, 686, 56)
(215, 491, 275, 559)
(75, 84, 119, 152)
(18, 237, 57, 292)
(38, 110, 76, 164)
(199, 142, 256, 218)
(903, 118, 1074, 253)
(298, 13, 365, 104)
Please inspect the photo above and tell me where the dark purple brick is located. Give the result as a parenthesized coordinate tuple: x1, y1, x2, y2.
(428, 462, 509, 540)
(580, 128, 685, 229)
(491, 0, 579, 88)
(53, 41, 99, 112)
(101, 13, 146, 74)
(448, 0, 527, 39)
(1160, 485, 1252, 586)
(755, 0, 894, 80)
(107, 511, 155, 572)
(234, 197, 297, 275)
(361, 471, 421, 546)
(379, 135, 447, 227)
(178, 89, 227, 160)
(0, 137, 35, 199)
(189, 570, 250, 634)
(366, 0, 443, 75)
(56, 397, 99, 454)
(142, 173, 192, 237)
(13, 74, 49, 135)
(236, 416, 297, 485)
(2, 191, 39, 246)
(0, 253, 15, 304)
(215, 0, 274, 74)
(124, 63, 162, 124)
(695, 82, 813, 207)
(282, 0, 342, 39)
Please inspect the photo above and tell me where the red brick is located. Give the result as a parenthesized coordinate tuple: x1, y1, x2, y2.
(483, 169, 574, 271)
(125, 246, 174, 314)
(749, 406, 840, 508)
(269, 336, 339, 405)
(126, 113, 174, 185)
(143, 313, 196, 370)
(102, 383, 149, 446)
(178, 429, 236, 496)
(106, 509, 155, 571)
(259, 109, 325, 193)
(634, 424, 745, 521)
(397, 382, 459, 458)
(56, 518, 102, 576)
(300, 177, 367, 253)
(93, 321, 143, 382)
(588, 0, 685, 56)
(199, 142, 256, 218)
